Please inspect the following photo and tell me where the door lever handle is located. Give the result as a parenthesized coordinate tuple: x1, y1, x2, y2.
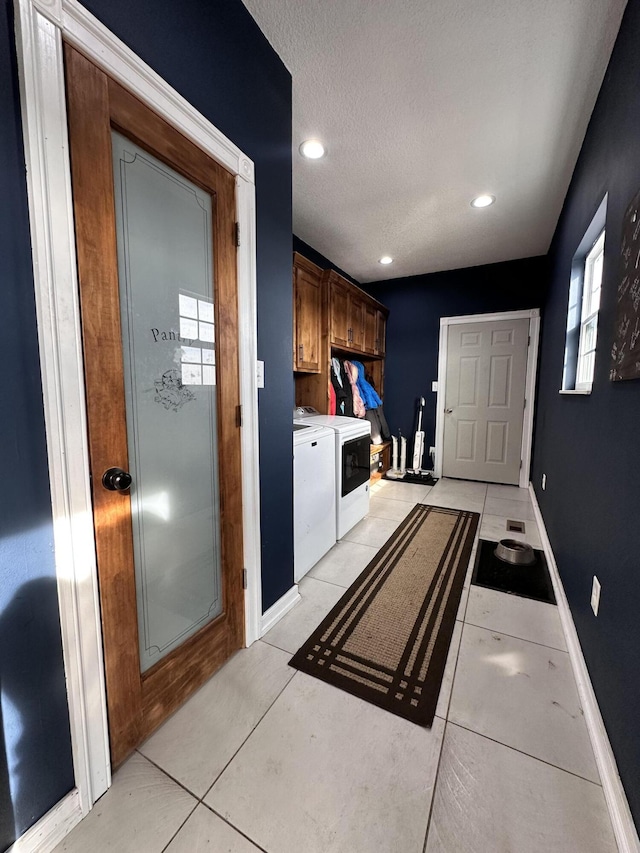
(102, 467, 133, 491)
(445, 408, 453, 414)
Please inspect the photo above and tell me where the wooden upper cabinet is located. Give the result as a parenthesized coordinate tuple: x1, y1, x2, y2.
(375, 309, 387, 356)
(327, 273, 350, 348)
(320, 267, 388, 356)
(363, 302, 377, 355)
(293, 253, 323, 373)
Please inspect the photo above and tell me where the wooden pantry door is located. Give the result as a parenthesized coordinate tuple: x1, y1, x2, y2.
(65, 44, 244, 766)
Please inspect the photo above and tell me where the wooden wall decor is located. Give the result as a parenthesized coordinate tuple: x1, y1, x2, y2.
(611, 187, 640, 381)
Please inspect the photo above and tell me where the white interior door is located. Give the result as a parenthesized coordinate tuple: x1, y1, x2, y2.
(442, 318, 529, 484)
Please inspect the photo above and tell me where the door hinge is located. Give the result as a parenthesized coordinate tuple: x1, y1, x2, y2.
(236, 404, 242, 427)
(235, 222, 241, 247)
(242, 568, 248, 590)
(520, 458, 523, 469)
(523, 397, 527, 410)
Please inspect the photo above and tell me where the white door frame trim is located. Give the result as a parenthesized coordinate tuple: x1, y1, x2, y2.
(434, 308, 540, 488)
(14, 0, 262, 829)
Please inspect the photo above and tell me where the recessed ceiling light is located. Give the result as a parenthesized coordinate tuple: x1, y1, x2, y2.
(378, 256, 394, 265)
(471, 194, 495, 208)
(299, 139, 326, 159)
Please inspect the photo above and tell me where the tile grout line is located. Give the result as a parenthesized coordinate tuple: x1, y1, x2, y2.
(422, 501, 484, 853)
(447, 720, 604, 787)
(421, 720, 449, 853)
(462, 618, 569, 654)
(305, 575, 354, 590)
(200, 667, 300, 802)
(456, 534, 480, 623)
(159, 800, 199, 853)
(367, 512, 414, 523)
(135, 749, 203, 802)
(202, 802, 270, 853)
(195, 671, 306, 851)
(138, 658, 300, 850)
(259, 635, 295, 654)
(125, 751, 200, 853)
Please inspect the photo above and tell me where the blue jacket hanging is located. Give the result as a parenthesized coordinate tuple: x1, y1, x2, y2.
(352, 361, 382, 410)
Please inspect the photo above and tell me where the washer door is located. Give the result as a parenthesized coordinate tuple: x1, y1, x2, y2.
(341, 434, 371, 497)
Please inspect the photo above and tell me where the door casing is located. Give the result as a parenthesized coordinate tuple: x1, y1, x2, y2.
(15, 0, 262, 828)
(65, 43, 246, 767)
(434, 309, 540, 488)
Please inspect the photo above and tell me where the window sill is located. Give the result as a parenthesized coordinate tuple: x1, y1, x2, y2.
(559, 388, 592, 395)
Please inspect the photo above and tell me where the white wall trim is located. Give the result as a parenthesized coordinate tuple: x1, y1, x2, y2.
(236, 175, 263, 646)
(529, 485, 640, 853)
(7, 789, 82, 853)
(14, 0, 110, 814)
(14, 0, 262, 839)
(260, 586, 301, 636)
(435, 308, 540, 488)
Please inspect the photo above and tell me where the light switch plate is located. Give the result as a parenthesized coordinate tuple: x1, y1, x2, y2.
(431, 381, 438, 392)
(256, 360, 264, 388)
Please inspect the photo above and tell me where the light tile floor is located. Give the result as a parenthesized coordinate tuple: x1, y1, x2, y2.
(56, 478, 617, 853)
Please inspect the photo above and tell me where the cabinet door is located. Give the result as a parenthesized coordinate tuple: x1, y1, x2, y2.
(349, 292, 365, 351)
(330, 279, 350, 348)
(375, 309, 387, 356)
(294, 262, 322, 372)
(363, 302, 377, 355)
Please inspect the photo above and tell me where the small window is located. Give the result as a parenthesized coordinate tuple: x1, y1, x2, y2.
(575, 230, 605, 389)
(562, 196, 607, 393)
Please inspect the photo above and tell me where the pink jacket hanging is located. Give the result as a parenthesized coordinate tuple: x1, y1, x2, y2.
(344, 360, 366, 418)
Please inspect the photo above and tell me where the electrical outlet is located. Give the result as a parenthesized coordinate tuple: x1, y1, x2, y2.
(431, 381, 438, 393)
(591, 576, 601, 616)
(429, 446, 436, 459)
(542, 473, 546, 490)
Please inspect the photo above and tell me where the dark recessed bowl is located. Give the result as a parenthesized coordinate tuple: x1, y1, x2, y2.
(494, 539, 536, 566)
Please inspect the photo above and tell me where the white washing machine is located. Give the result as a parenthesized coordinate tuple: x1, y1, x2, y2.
(294, 408, 371, 539)
(293, 422, 336, 582)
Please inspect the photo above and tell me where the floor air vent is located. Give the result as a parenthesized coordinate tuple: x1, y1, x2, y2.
(506, 519, 525, 533)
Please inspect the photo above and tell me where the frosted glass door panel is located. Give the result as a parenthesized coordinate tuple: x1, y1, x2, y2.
(112, 131, 222, 673)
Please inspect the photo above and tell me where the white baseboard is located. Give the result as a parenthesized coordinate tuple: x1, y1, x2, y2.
(529, 485, 640, 853)
(8, 789, 83, 853)
(260, 585, 301, 636)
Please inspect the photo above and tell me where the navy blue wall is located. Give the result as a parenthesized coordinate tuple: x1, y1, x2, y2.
(364, 257, 548, 451)
(531, 0, 640, 823)
(0, 2, 74, 848)
(80, 0, 294, 611)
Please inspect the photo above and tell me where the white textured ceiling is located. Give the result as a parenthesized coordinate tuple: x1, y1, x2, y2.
(242, 0, 627, 283)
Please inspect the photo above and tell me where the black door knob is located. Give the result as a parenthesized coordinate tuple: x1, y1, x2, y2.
(102, 467, 133, 492)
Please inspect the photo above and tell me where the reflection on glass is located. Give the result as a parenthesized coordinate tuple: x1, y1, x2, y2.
(111, 131, 222, 672)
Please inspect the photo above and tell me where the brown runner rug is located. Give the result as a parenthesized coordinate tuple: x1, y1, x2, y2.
(289, 504, 479, 726)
